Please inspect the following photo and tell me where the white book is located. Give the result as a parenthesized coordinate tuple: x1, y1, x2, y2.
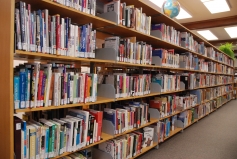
(74, 25, 79, 57)
(45, 10, 49, 53)
(43, 64, 52, 107)
(60, 118, 74, 152)
(53, 73, 59, 106)
(80, 73, 86, 103)
(68, 109, 89, 147)
(65, 116, 78, 151)
(92, 74, 97, 102)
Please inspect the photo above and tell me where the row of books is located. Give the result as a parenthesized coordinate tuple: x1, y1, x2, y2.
(150, 23, 233, 67)
(14, 63, 97, 110)
(103, 73, 151, 98)
(151, 73, 233, 93)
(103, 102, 149, 135)
(152, 50, 233, 73)
(58, 148, 92, 159)
(149, 94, 197, 118)
(98, 126, 155, 159)
(104, 36, 152, 65)
(15, 2, 96, 58)
(14, 108, 103, 159)
(53, 0, 96, 15)
(103, 0, 151, 35)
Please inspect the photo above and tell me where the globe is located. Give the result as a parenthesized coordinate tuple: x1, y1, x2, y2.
(162, 0, 181, 19)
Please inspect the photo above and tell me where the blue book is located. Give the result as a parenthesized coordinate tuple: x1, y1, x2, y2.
(65, 17, 69, 51)
(38, 10, 43, 52)
(25, 68, 30, 108)
(20, 71, 26, 109)
(103, 108, 117, 134)
(14, 76, 20, 109)
(151, 24, 163, 30)
(81, 25, 86, 52)
(45, 127, 49, 158)
(67, 73, 71, 103)
(152, 49, 163, 57)
(59, 131, 64, 153)
(21, 121, 27, 158)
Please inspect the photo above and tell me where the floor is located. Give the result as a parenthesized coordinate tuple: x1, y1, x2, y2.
(139, 100, 237, 159)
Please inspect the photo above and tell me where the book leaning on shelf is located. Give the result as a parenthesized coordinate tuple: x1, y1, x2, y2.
(51, 0, 97, 15)
(103, 101, 150, 135)
(14, 108, 102, 159)
(13, 63, 97, 110)
(102, 73, 151, 98)
(102, 36, 152, 65)
(102, 0, 151, 35)
(15, 1, 96, 58)
(150, 23, 234, 66)
(97, 126, 155, 159)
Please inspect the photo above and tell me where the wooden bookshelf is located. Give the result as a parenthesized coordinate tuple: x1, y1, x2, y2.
(2, 0, 234, 158)
(164, 127, 183, 141)
(14, 89, 233, 113)
(131, 142, 159, 159)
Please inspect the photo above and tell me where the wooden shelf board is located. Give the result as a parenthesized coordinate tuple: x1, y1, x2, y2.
(15, 51, 234, 74)
(15, 90, 233, 113)
(164, 127, 183, 141)
(15, 96, 114, 113)
(184, 119, 198, 129)
(115, 118, 158, 138)
(131, 142, 158, 159)
(53, 132, 114, 159)
(21, 0, 115, 29)
(119, 0, 234, 61)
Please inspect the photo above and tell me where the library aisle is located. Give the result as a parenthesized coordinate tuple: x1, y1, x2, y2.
(139, 100, 237, 159)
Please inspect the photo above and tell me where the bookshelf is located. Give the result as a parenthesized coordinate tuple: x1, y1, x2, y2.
(0, 0, 234, 158)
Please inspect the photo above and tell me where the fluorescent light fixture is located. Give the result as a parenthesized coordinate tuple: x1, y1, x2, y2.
(176, 8, 192, 19)
(149, 0, 166, 7)
(197, 30, 218, 40)
(201, 0, 230, 14)
(225, 26, 237, 38)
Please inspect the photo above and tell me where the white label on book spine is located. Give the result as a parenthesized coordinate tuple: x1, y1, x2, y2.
(36, 155, 39, 159)
(40, 100, 43, 106)
(17, 42, 22, 50)
(73, 98, 77, 104)
(46, 47, 50, 54)
(30, 101, 34, 108)
(37, 46, 41, 53)
(22, 43, 27, 50)
(20, 101, 25, 108)
(61, 99, 64, 105)
(16, 123, 21, 130)
(30, 44, 35, 52)
(42, 47, 46, 53)
(14, 101, 19, 109)
(25, 101, 29, 108)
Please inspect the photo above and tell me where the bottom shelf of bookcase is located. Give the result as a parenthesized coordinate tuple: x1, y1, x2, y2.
(164, 127, 183, 141)
(131, 142, 159, 159)
(54, 132, 114, 159)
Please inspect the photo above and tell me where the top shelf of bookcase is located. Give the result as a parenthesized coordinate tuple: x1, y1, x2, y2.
(21, 0, 115, 29)
(120, 0, 231, 58)
(17, 0, 234, 67)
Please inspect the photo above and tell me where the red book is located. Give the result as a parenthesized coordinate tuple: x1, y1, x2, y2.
(88, 109, 103, 142)
(37, 70, 43, 107)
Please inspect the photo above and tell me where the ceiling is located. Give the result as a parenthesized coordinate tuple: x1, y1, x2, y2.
(145, 0, 237, 52)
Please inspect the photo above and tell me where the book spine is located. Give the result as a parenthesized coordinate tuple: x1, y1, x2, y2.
(56, 14, 61, 55)
(14, 76, 20, 109)
(20, 71, 26, 109)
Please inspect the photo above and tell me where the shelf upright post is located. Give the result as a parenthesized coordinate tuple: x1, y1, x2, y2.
(0, 0, 14, 158)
